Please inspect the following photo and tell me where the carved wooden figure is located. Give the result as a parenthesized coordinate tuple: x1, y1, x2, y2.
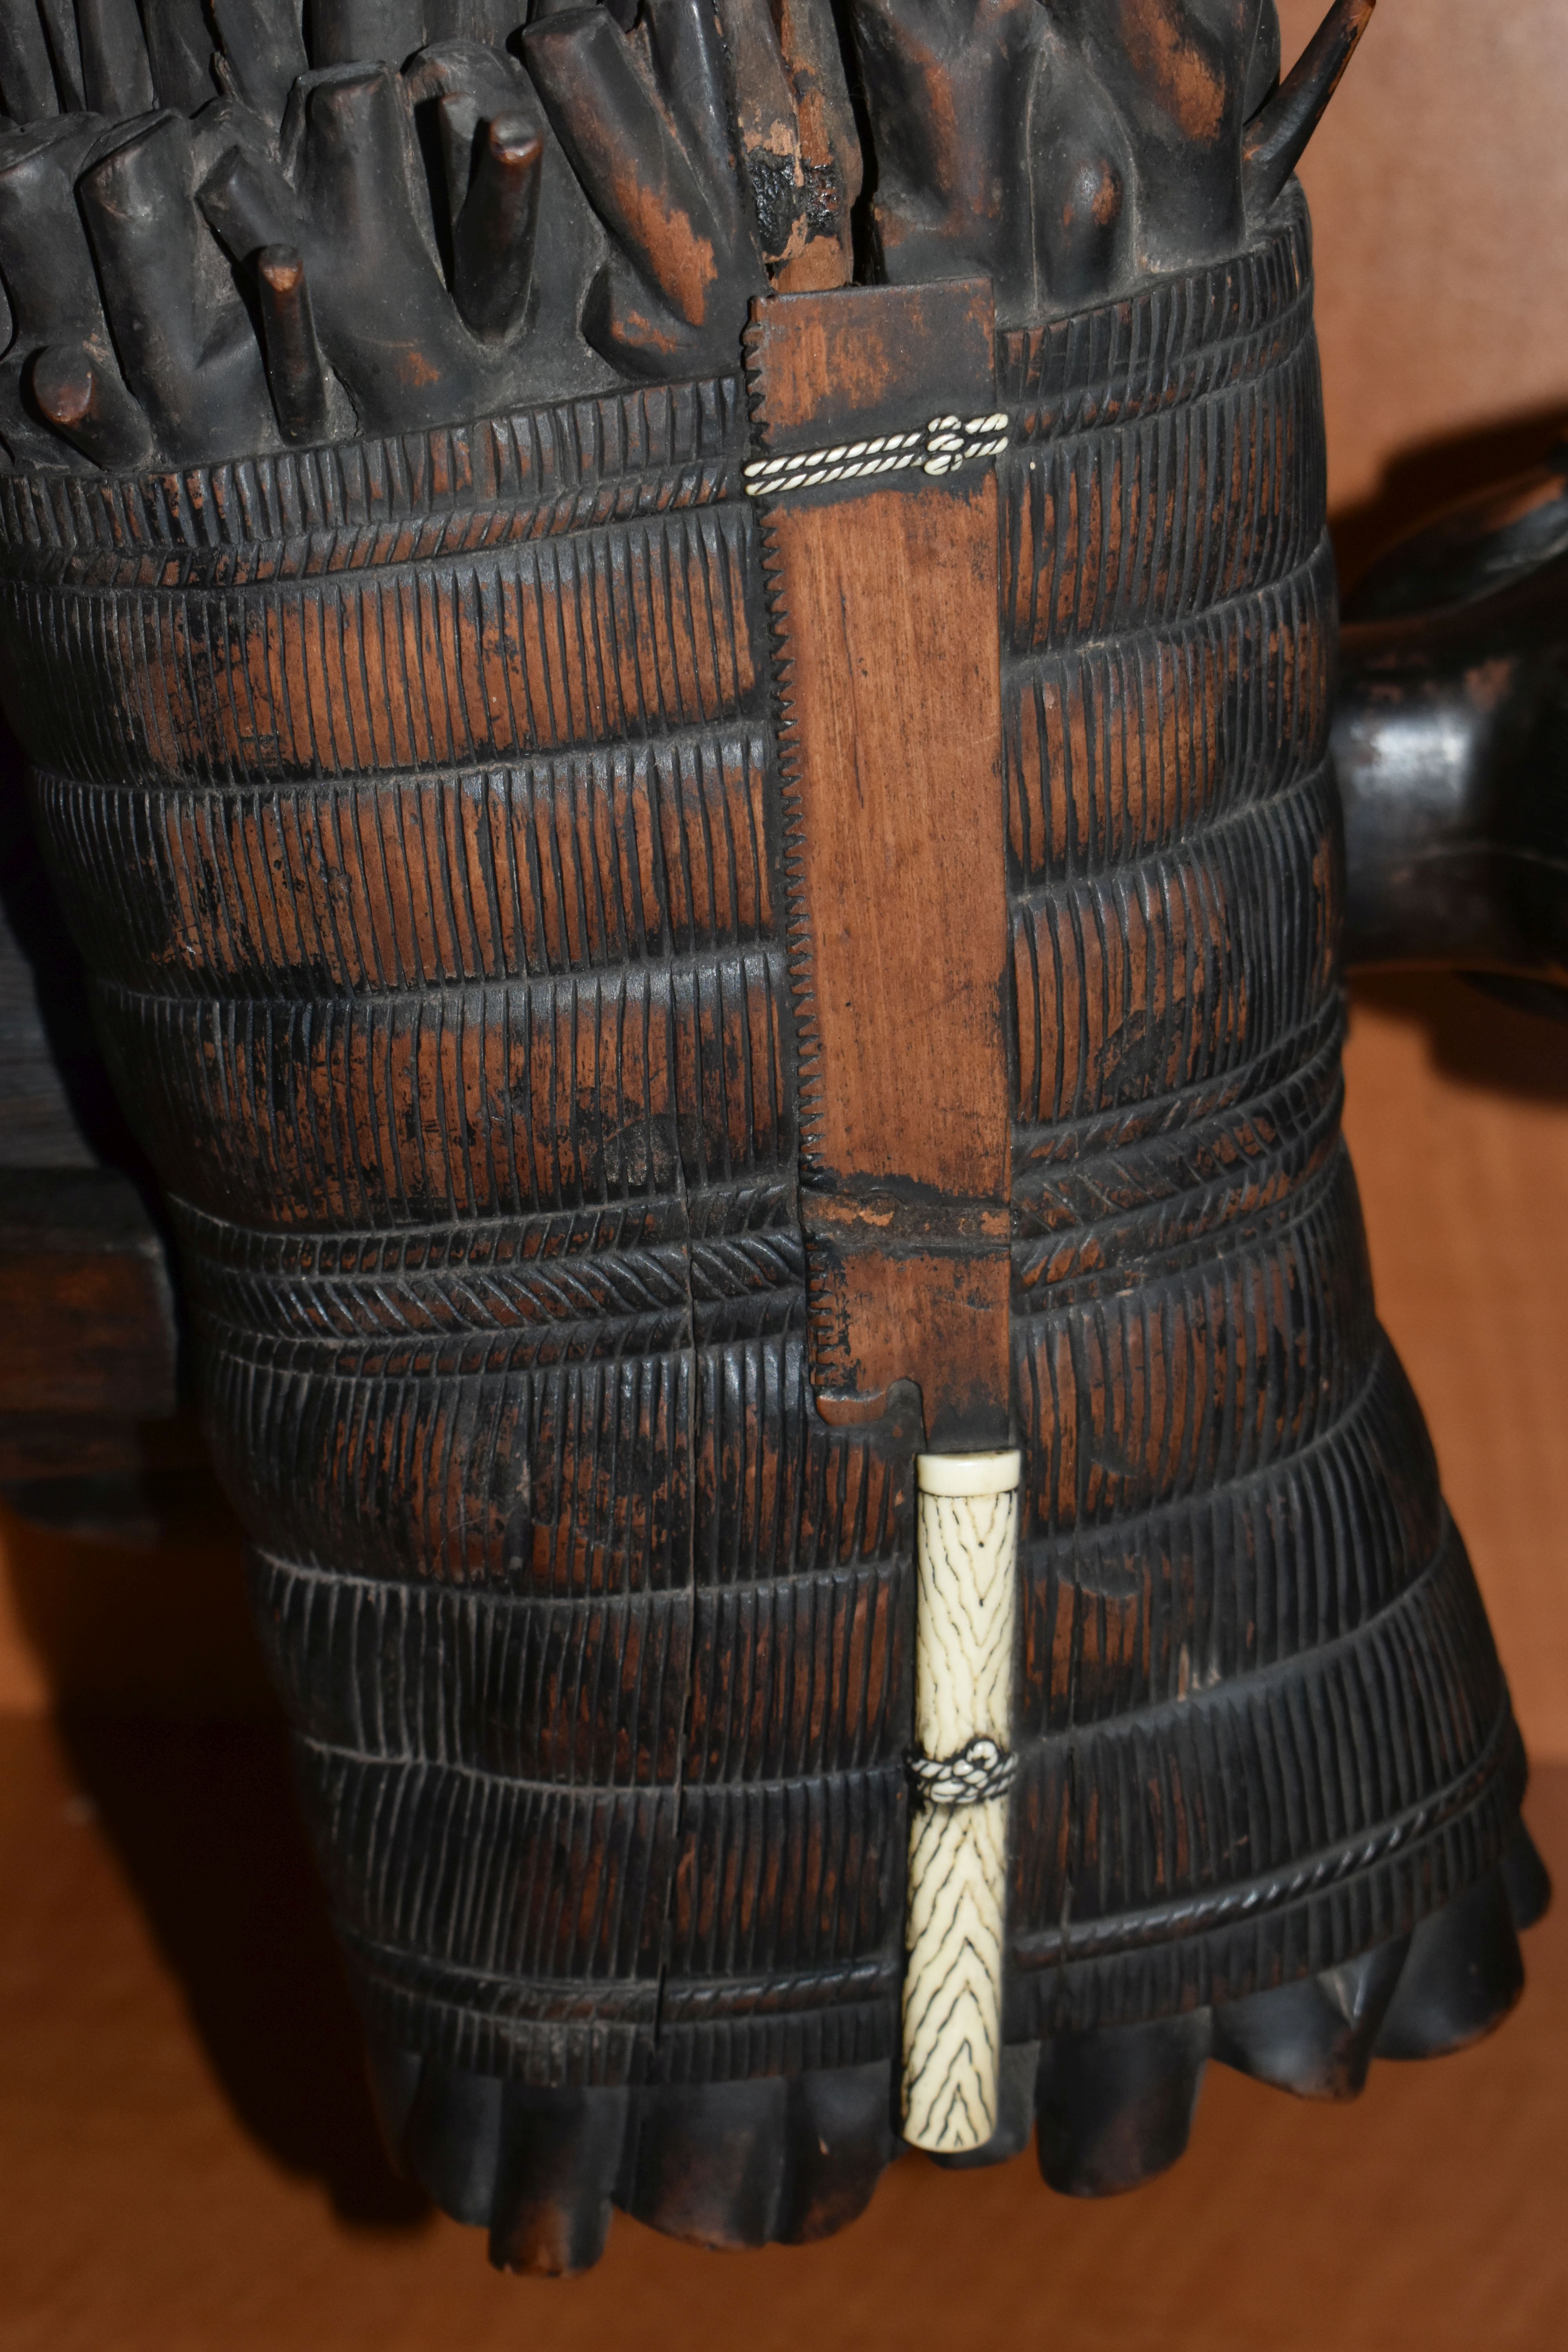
(0, 0, 1553, 2272)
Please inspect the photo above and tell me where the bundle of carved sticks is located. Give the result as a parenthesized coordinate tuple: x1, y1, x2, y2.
(0, 0, 1370, 464)
(0, 0, 1549, 2281)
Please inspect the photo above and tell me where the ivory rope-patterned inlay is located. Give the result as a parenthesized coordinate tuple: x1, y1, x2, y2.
(901, 1450, 1023, 2156)
(742, 412, 1011, 496)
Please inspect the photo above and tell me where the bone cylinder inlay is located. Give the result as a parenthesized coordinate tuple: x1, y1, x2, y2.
(901, 1449, 1022, 2156)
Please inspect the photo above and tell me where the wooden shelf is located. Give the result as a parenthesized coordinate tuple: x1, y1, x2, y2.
(2, 1713, 1564, 2351)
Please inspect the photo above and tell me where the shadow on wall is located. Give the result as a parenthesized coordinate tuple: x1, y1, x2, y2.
(1330, 400, 1568, 593)
(57, 1708, 430, 2232)
(2, 1508, 425, 2227)
(1350, 975, 1568, 1109)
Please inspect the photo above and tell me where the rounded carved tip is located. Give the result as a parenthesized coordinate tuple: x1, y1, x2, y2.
(32, 347, 94, 430)
(488, 116, 546, 172)
(257, 245, 306, 297)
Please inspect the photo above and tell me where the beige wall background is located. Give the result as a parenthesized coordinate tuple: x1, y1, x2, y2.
(2, 0, 1567, 1754)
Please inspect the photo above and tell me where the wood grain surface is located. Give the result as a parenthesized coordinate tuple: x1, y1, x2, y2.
(9, 0, 1561, 1782)
(0, 1710, 1563, 2351)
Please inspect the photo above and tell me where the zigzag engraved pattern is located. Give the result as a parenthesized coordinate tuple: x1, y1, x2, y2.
(752, 495, 826, 1184)
(1012, 1033, 1343, 1283)
(914, 1492, 1019, 1758)
(184, 1225, 804, 1346)
(902, 1486, 1020, 2151)
(901, 1797, 1010, 2152)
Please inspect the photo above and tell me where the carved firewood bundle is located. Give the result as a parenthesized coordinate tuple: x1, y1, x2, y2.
(0, 0, 860, 469)
(0, 0, 1549, 2279)
(0, 1, 1376, 472)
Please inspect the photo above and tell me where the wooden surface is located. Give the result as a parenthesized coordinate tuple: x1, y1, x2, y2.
(1340, 978, 1568, 1767)
(0, 1708, 1563, 2351)
(753, 280, 1011, 1441)
(0, 2, 1566, 1744)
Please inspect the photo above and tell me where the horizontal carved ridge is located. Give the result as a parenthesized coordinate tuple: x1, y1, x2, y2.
(1010, 766, 1341, 1129)
(102, 957, 790, 1226)
(996, 195, 1312, 428)
(1000, 339, 1326, 655)
(0, 506, 761, 786)
(1013, 1017, 1343, 1269)
(298, 1746, 902, 1984)
(35, 729, 778, 996)
(1019, 1334, 1441, 1732)
(1014, 1641, 1513, 1964)
(173, 1181, 795, 1268)
(0, 376, 748, 571)
(1014, 1153, 1379, 1537)
(207, 1336, 914, 1596)
(1005, 540, 1336, 885)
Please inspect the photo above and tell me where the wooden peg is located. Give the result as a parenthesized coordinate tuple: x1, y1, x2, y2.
(1244, 0, 1377, 214)
(256, 246, 330, 446)
(31, 343, 152, 472)
(452, 114, 544, 341)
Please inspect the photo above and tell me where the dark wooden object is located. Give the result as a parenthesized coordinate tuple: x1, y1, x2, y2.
(0, 0, 1548, 2278)
(1334, 447, 1568, 1004)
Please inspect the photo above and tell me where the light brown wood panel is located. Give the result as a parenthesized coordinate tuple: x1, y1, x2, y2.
(2, 1711, 1565, 2350)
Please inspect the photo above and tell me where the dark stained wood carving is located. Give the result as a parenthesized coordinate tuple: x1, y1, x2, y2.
(1335, 445, 1568, 1007)
(0, 0, 1551, 2278)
